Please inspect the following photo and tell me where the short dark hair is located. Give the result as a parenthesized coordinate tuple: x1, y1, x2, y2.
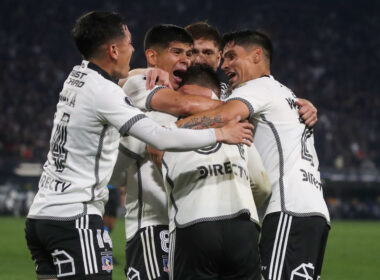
(144, 24, 193, 51)
(72, 11, 126, 59)
(180, 64, 221, 96)
(185, 21, 223, 51)
(223, 30, 273, 63)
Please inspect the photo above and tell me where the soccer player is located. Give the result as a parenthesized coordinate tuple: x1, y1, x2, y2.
(111, 24, 227, 280)
(115, 24, 317, 280)
(163, 64, 271, 280)
(184, 21, 229, 100)
(24, 12, 253, 280)
(176, 30, 330, 280)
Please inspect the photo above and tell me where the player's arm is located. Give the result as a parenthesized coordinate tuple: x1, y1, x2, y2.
(149, 87, 223, 117)
(126, 115, 253, 151)
(98, 87, 253, 151)
(119, 68, 172, 89)
(176, 99, 250, 129)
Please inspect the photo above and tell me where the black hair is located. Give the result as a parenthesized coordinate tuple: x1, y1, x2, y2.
(72, 11, 127, 59)
(144, 24, 193, 51)
(180, 64, 220, 96)
(185, 21, 223, 51)
(222, 30, 273, 63)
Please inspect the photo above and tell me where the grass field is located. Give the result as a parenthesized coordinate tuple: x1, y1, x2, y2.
(0, 218, 379, 279)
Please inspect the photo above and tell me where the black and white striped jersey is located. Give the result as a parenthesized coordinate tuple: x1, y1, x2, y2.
(226, 75, 330, 222)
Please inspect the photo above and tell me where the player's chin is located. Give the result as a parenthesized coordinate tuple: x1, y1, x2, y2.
(171, 79, 181, 90)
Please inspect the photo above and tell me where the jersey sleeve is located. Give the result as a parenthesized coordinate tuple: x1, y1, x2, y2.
(95, 85, 146, 132)
(122, 74, 167, 111)
(126, 117, 217, 151)
(226, 81, 273, 119)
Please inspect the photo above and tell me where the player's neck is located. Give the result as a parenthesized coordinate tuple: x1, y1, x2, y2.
(89, 58, 115, 79)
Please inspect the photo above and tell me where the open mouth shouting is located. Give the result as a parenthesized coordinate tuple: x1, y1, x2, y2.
(173, 68, 187, 86)
(226, 71, 237, 85)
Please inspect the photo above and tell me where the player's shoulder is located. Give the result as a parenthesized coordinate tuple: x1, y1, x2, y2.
(122, 74, 146, 92)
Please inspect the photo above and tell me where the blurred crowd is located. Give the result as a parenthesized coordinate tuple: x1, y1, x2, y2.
(1, 0, 379, 173)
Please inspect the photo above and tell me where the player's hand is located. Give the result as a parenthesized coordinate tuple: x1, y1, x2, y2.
(215, 116, 254, 146)
(147, 145, 165, 169)
(178, 84, 213, 98)
(145, 68, 173, 90)
(297, 98, 318, 127)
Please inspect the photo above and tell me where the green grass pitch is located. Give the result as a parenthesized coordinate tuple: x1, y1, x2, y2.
(0, 218, 379, 279)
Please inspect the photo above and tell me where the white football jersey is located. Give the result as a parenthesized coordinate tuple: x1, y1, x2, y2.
(121, 75, 176, 240)
(226, 75, 330, 222)
(162, 143, 260, 233)
(28, 61, 146, 220)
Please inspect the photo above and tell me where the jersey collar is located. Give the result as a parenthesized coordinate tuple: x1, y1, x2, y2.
(87, 62, 119, 84)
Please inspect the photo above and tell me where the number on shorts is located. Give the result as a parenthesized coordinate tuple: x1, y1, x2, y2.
(159, 230, 169, 253)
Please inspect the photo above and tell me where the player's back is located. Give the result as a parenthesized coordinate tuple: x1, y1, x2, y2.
(162, 143, 259, 233)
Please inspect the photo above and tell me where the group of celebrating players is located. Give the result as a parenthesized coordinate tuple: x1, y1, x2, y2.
(25, 10, 330, 280)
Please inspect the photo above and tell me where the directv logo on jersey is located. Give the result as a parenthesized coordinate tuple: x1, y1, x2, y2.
(197, 161, 249, 180)
(39, 173, 71, 192)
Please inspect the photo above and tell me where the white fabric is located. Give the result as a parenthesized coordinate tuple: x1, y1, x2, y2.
(121, 77, 177, 240)
(28, 62, 217, 220)
(28, 61, 144, 219)
(128, 117, 216, 151)
(162, 143, 261, 233)
(226, 75, 330, 222)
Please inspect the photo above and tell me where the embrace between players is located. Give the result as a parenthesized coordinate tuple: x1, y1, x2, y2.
(25, 11, 330, 280)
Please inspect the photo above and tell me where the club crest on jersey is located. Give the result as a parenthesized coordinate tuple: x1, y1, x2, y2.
(101, 255, 113, 272)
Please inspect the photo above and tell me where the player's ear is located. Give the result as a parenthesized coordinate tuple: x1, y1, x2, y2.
(252, 47, 262, 64)
(107, 43, 119, 60)
(216, 50, 222, 67)
(146, 49, 158, 66)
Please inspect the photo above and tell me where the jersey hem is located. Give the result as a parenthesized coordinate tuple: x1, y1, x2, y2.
(264, 210, 330, 225)
(173, 209, 259, 230)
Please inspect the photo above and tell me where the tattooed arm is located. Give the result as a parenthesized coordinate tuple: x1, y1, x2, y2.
(176, 99, 251, 129)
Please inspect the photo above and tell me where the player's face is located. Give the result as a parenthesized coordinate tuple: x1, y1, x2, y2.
(222, 42, 255, 88)
(155, 42, 193, 90)
(114, 25, 135, 79)
(191, 39, 221, 71)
